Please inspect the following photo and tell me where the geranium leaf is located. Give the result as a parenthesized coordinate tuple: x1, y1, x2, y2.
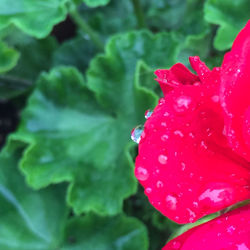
(0, 0, 68, 38)
(53, 35, 97, 73)
(62, 214, 148, 250)
(0, 35, 58, 100)
(0, 144, 68, 250)
(204, 0, 250, 50)
(0, 40, 19, 74)
(12, 31, 179, 215)
(82, 0, 110, 7)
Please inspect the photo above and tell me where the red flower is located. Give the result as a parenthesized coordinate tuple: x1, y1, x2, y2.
(134, 21, 250, 224)
(163, 205, 250, 250)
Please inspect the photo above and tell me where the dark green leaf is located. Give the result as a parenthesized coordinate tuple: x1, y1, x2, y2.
(0, 0, 68, 38)
(204, 0, 250, 50)
(12, 31, 179, 215)
(61, 214, 148, 250)
(0, 144, 68, 250)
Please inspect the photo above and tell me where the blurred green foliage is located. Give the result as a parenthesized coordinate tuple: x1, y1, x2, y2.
(0, 0, 248, 249)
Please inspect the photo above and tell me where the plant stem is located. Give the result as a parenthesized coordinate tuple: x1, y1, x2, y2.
(69, 6, 104, 51)
(131, 0, 146, 29)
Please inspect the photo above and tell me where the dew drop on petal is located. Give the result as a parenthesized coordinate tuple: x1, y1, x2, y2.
(161, 134, 169, 141)
(174, 130, 184, 138)
(166, 194, 177, 210)
(171, 241, 181, 249)
(131, 125, 144, 143)
(158, 154, 168, 164)
(174, 95, 195, 113)
(145, 187, 152, 194)
(135, 166, 149, 181)
(145, 109, 153, 119)
(156, 180, 164, 188)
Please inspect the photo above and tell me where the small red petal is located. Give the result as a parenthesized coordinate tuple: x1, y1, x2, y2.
(189, 56, 211, 82)
(155, 63, 199, 96)
(163, 205, 250, 250)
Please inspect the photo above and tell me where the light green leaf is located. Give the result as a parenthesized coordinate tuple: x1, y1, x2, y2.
(61, 214, 148, 250)
(0, 40, 19, 74)
(0, 145, 68, 250)
(82, 0, 110, 7)
(0, 0, 69, 38)
(12, 31, 179, 215)
(204, 0, 250, 50)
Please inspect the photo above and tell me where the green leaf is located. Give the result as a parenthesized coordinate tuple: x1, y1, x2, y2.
(12, 30, 179, 215)
(0, 144, 68, 250)
(82, 0, 110, 7)
(9, 36, 58, 81)
(204, 0, 250, 50)
(0, 40, 19, 74)
(0, 35, 58, 100)
(62, 214, 148, 250)
(0, 0, 68, 38)
(53, 35, 97, 73)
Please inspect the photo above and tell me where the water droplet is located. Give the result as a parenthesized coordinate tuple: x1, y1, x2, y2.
(161, 122, 167, 127)
(174, 130, 184, 138)
(135, 166, 149, 181)
(198, 184, 234, 205)
(145, 110, 153, 119)
(211, 95, 219, 103)
(166, 194, 177, 210)
(227, 225, 236, 235)
(131, 125, 144, 143)
(174, 95, 195, 113)
(181, 162, 186, 171)
(158, 154, 168, 164)
(145, 187, 152, 194)
(187, 208, 196, 222)
(156, 181, 164, 188)
(161, 134, 169, 141)
(164, 111, 170, 117)
(172, 241, 181, 249)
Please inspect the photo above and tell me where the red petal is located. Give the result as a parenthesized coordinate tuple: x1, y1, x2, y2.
(135, 65, 250, 223)
(155, 63, 199, 96)
(163, 205, 250, 250)
(220, 21, 250, 161)
(189, 56, 211, 83)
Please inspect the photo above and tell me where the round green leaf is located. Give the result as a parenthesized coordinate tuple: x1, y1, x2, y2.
(13, 30, 179, 215)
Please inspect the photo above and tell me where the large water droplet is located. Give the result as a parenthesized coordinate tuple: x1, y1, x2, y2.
(158, 154, 168, 164)
(145, 109, 153, 119)
(131, 125, 144, 143)
(135, 166, 149, 181)
(166, 194, 177, 210)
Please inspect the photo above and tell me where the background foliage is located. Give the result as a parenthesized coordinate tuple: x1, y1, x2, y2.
(0, 0, 249, 249)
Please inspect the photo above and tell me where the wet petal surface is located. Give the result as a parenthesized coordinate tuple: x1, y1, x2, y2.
(135, 59, 250, 224)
